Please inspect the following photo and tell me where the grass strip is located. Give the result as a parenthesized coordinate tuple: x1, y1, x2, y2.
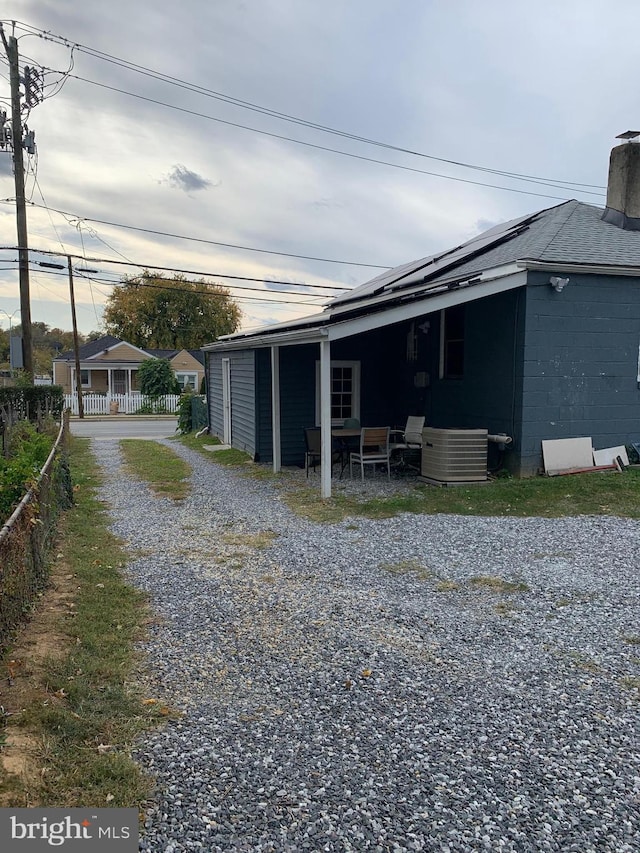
(176, 433, 640, 521)
(0, 438, 165, 808)
(284, 467, 640, 523)
(120, 439, 191, 500)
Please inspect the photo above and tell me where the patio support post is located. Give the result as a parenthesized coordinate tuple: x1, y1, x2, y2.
(319, 337, 332, 498)
(271, 345, 281, 472)
(107, 367, 113, 402)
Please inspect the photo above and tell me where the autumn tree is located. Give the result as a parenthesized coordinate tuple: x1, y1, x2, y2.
(103, 272, 241, 349)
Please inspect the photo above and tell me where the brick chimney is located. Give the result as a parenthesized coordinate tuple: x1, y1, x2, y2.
(602, 132, 640, 230)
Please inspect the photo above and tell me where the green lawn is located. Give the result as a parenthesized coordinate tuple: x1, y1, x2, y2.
(0, 438, 166, 808)
(175, 433, 640, 523)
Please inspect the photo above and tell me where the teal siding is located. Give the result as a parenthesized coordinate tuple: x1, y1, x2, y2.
(207, 353, 223, 437)
(518, 271, 640, 473)
(211, 271, 640, 478)
(256, 344, 318, 466)
(428, 289, 525, 472)
(229, 350, 256, 456)
(255, 348, 272, 462)
(205, 350, 256, 456)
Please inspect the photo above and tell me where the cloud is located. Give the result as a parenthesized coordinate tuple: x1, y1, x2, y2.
(475, 218, 502, 233)
(163, 164, 215, 194)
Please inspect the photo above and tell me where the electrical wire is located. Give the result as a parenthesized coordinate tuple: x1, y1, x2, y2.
(16, 199, 387, 269)
(0, 231, 353, 292)
(9, 20, 606, 192)
(26, 262, 327, 307)
(68, 73, 601, 203)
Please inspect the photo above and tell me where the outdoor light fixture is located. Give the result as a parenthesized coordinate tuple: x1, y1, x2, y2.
(550, 276, 570, 293)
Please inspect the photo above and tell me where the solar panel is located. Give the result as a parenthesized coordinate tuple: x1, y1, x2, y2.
(329, 208, 546, 308)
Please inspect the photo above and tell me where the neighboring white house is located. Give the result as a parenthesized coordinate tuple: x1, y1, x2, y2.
(52, 335, 205, 395)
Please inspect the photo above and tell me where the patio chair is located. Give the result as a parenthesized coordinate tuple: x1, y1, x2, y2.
(389, 416, 425, 469)
(350, 426, 391, 480)
(305, 427, 341, 477)
(304, 427, 322, 477)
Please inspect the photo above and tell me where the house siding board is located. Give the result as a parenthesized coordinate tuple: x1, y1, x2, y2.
(428, 289, 525, 441)
(207, 353, 224, 436)
(229, 351, 256, 456)
(518, 271, 640, 474)
(278, 344, 318, 466)
(255, 348, 272, 462)
(92, 344, 150, 363)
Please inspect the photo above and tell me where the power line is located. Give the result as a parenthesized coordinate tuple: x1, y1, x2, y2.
(27, 262, 326, 307)
(18, 199, 387, 269)
(0, 243, 348, 292)
(68, 73, 601, 203)
(11, 20, 606, 192)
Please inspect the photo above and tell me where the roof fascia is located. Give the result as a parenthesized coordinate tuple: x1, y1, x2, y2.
(203, 326, 328, 352)
(327, 269, 527, 342)
(86, 340, 152, 360)
(521, 259, 640, 277)
(330, 262, 522, 317)
(203, 264, 525, 352)
(77, 361, 146, 369)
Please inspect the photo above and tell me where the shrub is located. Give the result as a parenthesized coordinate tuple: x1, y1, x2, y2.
(177, 392, 194, 434)
(0, 385, 64, 427)
(137, 360, 180, 396)
(0, 420, 55, 519)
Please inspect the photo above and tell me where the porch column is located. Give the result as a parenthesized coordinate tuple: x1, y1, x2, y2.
(271, 345, 281, 472)
(128, 367, 132, 393)
(319, 337, 332, 498)
(107, 368, 112, 400)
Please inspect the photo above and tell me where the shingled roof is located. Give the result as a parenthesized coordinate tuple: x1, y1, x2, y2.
(329, 201, 640, 311)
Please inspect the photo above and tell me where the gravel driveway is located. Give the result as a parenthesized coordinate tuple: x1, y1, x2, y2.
(93, 440, 640, 853)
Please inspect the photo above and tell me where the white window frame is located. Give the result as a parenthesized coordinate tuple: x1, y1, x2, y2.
(176, 371, 198, 391)
(80, 368, 91, 388)
(315, 360, 360, 426)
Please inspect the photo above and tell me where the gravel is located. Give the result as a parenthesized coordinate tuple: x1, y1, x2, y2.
(91, 439, 640, 852)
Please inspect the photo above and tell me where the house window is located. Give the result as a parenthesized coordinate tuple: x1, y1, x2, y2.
(176, 372, 198, 391)
(406, 322, 418, 362)
(440, 305, 465, 379)
(80, 369, 90, 387)
(315, 360, 361, 425)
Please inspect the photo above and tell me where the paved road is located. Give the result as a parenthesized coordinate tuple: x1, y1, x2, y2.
(69, 416, 178, 440)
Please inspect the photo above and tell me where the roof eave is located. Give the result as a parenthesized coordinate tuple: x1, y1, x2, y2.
(521, 259, 640, 276)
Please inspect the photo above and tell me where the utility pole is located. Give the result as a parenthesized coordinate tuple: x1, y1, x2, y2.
(0, 24, 34, 382)
(39, 257, 86, 418)
(67, 256, 85, 419)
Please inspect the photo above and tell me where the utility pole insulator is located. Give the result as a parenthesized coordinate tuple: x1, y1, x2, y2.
(22, 65, 41, 108)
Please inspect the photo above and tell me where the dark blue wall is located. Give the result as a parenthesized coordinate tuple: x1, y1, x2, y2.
(427, 289, 525, 471)
(519, 271, 640, 473)
(256, 344, 319, 466)
(216, 271, 640, 477)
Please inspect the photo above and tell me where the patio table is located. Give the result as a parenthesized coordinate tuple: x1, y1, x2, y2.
(331, 428, 361, 478)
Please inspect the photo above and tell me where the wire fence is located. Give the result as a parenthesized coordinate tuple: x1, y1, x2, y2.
(0, 411, 73, 654)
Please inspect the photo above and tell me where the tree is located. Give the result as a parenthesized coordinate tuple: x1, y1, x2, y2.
(103, 271, 241, 349)
(137, 358, 180, 396)
(10, 322, 87, 377)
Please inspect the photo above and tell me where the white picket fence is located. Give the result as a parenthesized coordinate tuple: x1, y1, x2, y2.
(64, 393, 181, 416)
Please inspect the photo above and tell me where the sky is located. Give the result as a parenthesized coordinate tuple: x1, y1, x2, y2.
(0, 0, 638, 338)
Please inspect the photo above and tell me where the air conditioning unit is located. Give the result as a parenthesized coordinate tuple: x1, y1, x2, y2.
(421, 427, 488, 484)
